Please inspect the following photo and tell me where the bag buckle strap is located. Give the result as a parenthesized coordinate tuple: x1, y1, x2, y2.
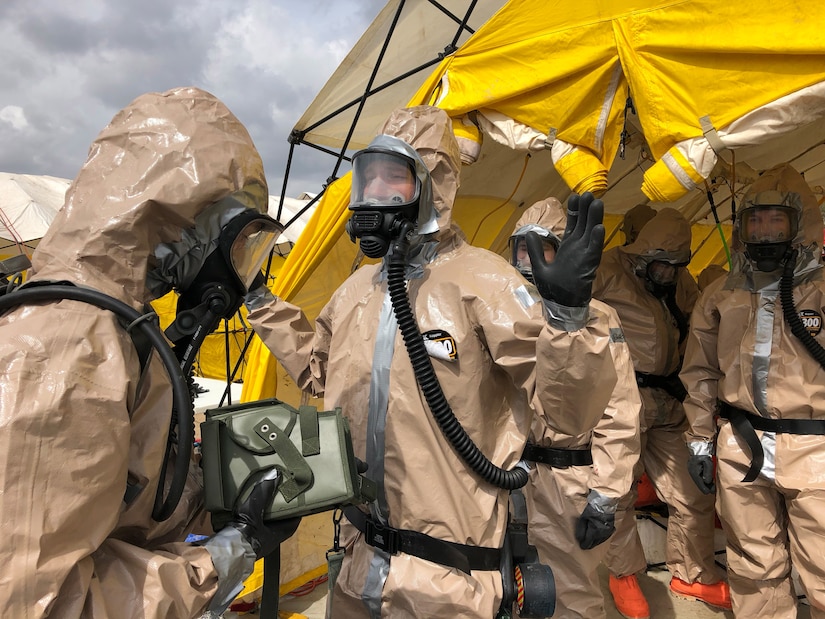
(365, 518, 401, 555)
(254, 417, 313, 501)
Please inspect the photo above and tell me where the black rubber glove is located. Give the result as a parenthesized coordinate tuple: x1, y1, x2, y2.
(688, 454, 716, 494)
(575, 502, 616, 550)
(528, 192, 605, 307)
(232, 470, 301, 559)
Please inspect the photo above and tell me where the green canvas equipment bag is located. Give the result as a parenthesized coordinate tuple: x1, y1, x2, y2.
(201, 398, 375, 529)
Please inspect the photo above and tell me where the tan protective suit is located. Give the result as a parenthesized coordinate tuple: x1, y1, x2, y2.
(248, 106, 619, 619)
(698, 264, 729, 292)
(621, 204, 657, 245)
(593, 209, 721, 585)
(515, 199, 642, 619)
(0, 87, 269, 618)
(682, 164, 825, 617)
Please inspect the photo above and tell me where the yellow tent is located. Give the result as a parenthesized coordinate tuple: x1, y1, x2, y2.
(426, 0, 825, 201)
(244, 0, 825, 401)
(238, 0, 825, 594)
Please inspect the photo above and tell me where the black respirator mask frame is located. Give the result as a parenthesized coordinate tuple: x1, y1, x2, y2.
(636, 257, 688, 298)
(166, 209, 282, 351)
(739, 205, 799, 273)
(345, 148, 422, 259)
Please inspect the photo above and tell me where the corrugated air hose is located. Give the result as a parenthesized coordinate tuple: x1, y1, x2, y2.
(386, 223, 528, 490)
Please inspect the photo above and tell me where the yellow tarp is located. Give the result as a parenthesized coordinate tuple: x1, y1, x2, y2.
(428, 0, 825, 199)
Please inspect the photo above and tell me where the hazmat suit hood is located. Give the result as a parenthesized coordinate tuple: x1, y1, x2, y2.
(378, 106, 461, 243)
(30, 87, 268, 310)
(620, 207, 692, 272)
(622, 203, 657, 245)
(509, 198, 565, 280)
(727, 163, 823, 290)
(511, 197, 567, 243)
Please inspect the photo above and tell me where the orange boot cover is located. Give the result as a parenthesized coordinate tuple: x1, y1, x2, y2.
(669, 577, 732, 610)
(609, 574, 650, 619)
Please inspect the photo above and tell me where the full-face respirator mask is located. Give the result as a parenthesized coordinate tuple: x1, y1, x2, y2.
(345, 147, 423, 259)
(508, 225, 560, 283)
(174, 208, 280, 325)
(148, 195, 282, 357)
(739, 203, 798, 272)
(633, 248, 690, 299)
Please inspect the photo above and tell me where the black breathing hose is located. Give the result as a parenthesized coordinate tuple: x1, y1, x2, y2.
(664, 288, 689, 344)
(0, 285, 194, 522)
(780, 250, 825, 371)
(386, 225, 528, 490)
(152, 313, 219, 523)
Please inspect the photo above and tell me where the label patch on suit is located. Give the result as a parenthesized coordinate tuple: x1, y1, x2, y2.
(609, 327, 626, 343)
(422, 330, 458, 361)
(799, 309, 822, 336)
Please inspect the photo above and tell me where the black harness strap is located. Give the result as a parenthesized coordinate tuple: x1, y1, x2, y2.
(635, 370, 687, 402)
(664, 288, 689, 345)
(719, 402, 825, 482)
(521, 443, 593, 468)
(343, 507, 500, 574)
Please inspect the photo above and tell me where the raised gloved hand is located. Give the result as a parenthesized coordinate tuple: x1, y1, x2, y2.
(528, 192, 605, 307)
(574, 490, 616, 550)
(688, 454, 716, 494)
(232, 469, 302, 559)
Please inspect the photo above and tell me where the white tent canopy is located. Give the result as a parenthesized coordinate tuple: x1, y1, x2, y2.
(294, 0, 503, 152)
(269, 192, 315, 250)
(0, 172, 314, 258)
(0, 172, 69, 253)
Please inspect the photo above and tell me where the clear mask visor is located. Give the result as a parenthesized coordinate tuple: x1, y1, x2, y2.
(739, 206, 797, 245)
(351, 149, 419, 209)
(509, 234, 557, 273)
(227, 217, 282, 289)
(647, 260, 679, 286)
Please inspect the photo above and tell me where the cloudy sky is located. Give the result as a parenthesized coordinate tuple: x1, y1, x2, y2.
(0, 0, 384, 198)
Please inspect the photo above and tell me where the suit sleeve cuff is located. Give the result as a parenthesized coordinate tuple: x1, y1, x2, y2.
(202, 527, 257, 614)
(688, 441, 714, 457)
(586, 489, 618, 515)
(542, 299, 588, 331)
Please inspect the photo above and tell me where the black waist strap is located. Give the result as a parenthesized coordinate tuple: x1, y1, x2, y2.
(343, 507, 500, 574)
(635, 371, 687, 402)
(719, 402, 825, 482)
(521, 443, 593, 467)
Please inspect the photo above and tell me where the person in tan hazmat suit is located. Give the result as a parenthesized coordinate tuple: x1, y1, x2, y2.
(682, 163, 825, 618)
(244, 106, 620, 618)
(0, 87, 299, 618)
(594, 208, 731, 618)
(509, 197, 642, 619)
